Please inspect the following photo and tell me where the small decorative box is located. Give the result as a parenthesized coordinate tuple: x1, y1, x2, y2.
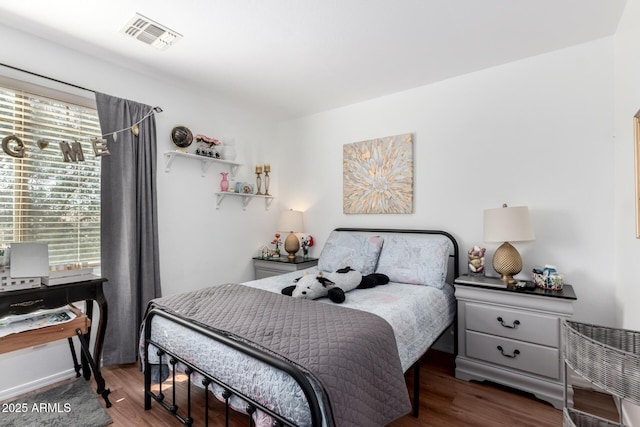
(0, 267, 41, 292)
(532, 265, 564, 290)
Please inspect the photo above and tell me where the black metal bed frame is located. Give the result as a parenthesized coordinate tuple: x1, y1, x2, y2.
(144, 228, 459, 426)
(144, 308, 323, 426)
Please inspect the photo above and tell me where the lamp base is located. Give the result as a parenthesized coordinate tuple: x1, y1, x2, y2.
(284, 232, 300, 261)
(492, 241, 522, 285)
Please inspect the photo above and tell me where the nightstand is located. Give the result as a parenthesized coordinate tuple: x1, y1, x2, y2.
(454, 275, 577, 409)
(252, 256, 318, 279)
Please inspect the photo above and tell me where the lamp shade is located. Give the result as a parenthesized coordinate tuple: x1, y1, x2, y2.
(278, 209, 304, 233)
(483, 205, 535, 243)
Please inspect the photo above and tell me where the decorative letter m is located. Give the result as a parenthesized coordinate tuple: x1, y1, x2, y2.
(60, 141, 85, 162)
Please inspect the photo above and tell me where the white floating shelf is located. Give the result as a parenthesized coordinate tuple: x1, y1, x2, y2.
(163, 151, 240, 177)
(215, 192, 274, 211)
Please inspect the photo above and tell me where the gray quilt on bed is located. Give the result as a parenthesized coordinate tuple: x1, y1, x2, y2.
(147, 283, 411, 427)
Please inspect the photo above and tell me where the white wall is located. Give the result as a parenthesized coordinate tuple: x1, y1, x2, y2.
(279, 38, 617, 327)
(614, 0, 640, 423)
(0, 25, 280, 399)
(614, 0, 640, 336)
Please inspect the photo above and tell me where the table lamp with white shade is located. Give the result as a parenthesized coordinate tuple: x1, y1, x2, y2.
(278, 209, 304, 260)
(483, 204, 535, 284)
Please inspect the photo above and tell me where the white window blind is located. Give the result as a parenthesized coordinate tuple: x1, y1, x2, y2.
(0, 85, 101, 266)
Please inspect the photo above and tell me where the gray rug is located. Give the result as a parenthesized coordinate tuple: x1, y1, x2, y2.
(1, 379, 112, 427)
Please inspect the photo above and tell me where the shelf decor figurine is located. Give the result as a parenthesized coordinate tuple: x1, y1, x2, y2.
(194, 134, 221, 158)
(220, 137, 236, 161)
(255, 165, 263, 195)
(264, 164, 271, 196)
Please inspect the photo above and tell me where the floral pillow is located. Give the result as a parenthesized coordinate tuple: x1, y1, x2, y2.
(375, 235, 450, 288)
(317, 232, 384, 275)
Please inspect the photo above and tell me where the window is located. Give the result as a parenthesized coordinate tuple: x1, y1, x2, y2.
(0, 84, 101, 266)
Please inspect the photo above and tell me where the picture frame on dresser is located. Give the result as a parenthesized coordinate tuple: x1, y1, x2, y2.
(454, 276, 577, 409)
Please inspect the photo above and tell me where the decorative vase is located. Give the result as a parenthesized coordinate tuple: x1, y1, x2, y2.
(468, 246, 486, 276)
(220, 172, 229, 192)
(220, 137, 236, 161)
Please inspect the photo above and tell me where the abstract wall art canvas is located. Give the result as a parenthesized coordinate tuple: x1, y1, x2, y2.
(343, 133, 413, 214)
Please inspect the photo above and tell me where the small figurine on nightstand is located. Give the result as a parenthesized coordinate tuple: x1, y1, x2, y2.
(532, 265, 564, 290)
(467, 246, 486, 276)
(301, 235, 314, 259)
(259, 245, 270, 259)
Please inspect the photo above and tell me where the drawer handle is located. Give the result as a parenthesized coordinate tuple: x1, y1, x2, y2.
(497, 345, 520, 358)
(497, 316, 520, 329)
(10, 299, 44, 308)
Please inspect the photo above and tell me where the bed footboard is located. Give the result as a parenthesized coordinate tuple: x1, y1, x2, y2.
(143, 308, 323, 426)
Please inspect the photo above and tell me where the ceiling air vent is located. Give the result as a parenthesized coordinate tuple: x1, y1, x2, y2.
(120, 13, 182, 51)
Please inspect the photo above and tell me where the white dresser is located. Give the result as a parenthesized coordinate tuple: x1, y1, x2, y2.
(454, 279, 577, 409)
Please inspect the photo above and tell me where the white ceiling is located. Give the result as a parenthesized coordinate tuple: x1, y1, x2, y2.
(0, 0, 628, 120)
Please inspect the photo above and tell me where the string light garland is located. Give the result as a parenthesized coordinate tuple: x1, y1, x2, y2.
(103, 106, 163, 142)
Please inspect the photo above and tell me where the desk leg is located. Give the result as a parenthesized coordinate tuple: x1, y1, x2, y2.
(67, 338, 82, 378)
(75, 328, 111, 407)
(82, 299, 93, 380)
(83, 292, 108, 381)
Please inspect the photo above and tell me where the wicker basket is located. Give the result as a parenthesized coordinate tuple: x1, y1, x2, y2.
(563, 320, 640, 405)
(563, 408, 621, 427)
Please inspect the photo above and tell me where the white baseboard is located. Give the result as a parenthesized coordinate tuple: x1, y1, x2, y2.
(0, 369, 77, 402)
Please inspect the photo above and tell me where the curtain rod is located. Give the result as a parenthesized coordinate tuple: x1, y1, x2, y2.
(0, 62, 164, 114)
(0, 62, 95, 93)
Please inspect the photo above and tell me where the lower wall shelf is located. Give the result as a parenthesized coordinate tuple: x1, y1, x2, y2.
(215, 192, 274, 210)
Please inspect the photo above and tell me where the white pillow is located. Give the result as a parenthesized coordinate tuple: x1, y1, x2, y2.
(317, 231, 384, 275)
(375, 235, 450, 288)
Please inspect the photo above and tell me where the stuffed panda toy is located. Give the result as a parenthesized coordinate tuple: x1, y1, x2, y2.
(282, 266, 389, 303)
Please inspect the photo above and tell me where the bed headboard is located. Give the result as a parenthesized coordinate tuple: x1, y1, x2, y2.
(333, 228, 460, 284)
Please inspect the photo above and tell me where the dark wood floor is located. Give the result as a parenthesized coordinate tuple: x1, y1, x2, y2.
(88, 350, 596, 427)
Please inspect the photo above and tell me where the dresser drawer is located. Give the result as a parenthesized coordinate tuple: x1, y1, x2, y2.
(465, 330, 560, 379)
(253, 258, 318, 280)
(465, 302, 559, 347)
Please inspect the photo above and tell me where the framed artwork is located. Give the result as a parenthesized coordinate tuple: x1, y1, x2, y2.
(635, 111, 640, 238)
(343, 133, 413, 214)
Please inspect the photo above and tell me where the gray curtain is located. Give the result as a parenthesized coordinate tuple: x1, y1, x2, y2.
(95, 92, 161, 365)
